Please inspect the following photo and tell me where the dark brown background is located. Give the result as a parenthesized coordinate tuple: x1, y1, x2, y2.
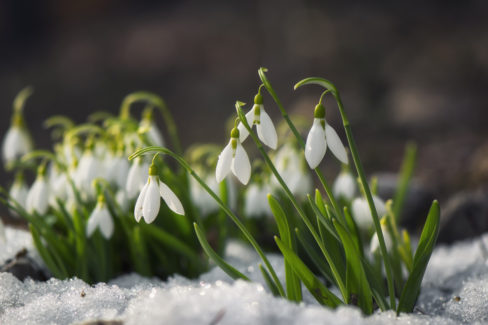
(1, 0, 488, 213)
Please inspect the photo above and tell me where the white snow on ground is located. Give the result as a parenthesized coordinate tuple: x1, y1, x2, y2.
(1, 227, 488, 325)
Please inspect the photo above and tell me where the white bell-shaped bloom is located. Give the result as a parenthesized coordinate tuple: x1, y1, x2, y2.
(75, 150, 103, 199)
(189, 172, 220, 217)
(215, 128, 251, 185)
(370, 218, 393, 254)
(115, 189, 129, 211)
(333, 171, 356, 201)
(351, 195, 387, 230)
(304, 104, 348, 169)
(237, 95, 277, 149)
(2, 125, 32, 165)
(86, 197, 114, 239)
(26, 171, 50, 215)
(145, 122, 165, 147)
(244, 183, 272, 218)
(126, 157, 150, 199)
(134, 166, 184, 224)
(272, 143, 312, 198)
(9, 176, 29, 214)
(49, 170, 68, 208)
(106, 152, 130, 189)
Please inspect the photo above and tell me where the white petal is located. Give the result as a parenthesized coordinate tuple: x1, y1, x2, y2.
(86, 207, 101, 237)
(333, 172, 356, 200)
(256, 109, 277, 149)
(215, 142, 233, 183)
(159, 181, 185, 215)
(305, 119, 326, 169)
(231, 143, 251, 185)
(26, 178, 49, 215)
(147, 123, 165, 147)
(373, 195, 387, 218)
(142, 177, 161, 223)
(10, 182, 29, 208)
(126, 159, 147, 199)
(134, 182, 149, 222)
(2, 127, 32, 164)
(351, 198, 374, 230)
(325, 123, 348, 164)
(98, 208, 114, 239)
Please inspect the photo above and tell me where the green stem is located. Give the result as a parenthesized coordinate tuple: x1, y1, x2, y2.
(129, 146, 285, 297)
(294, 77, 397, 309)
(257, 68, 343, 222)
(236, 102, 348, 302)
(120, 91, 182, 155)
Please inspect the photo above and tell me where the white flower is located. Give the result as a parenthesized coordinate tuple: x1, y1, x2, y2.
(86, 197, 114, 239)
(116, 189, 129, 211)
(215, 128, 251, 185)
(134, 167, 184, 224)
(139, 109, 165, 147)
(26, 171, 50, 215)
(74, 150, 103, 199)
(333, 171, 356, 201)
(370, 219, 393, 254)
(106, 152, 130, 188)
(9, 176, 29, 215)
(351, 195, 387, 230)
(244, 183, 272, 218)
(2, 125, 32, 165)
(126, 157, 150, 199)
(304, 104, 348, 169)
(237, 94, 277, 149)
(272, 143, 312, 198)
(190, 173, 220, 217)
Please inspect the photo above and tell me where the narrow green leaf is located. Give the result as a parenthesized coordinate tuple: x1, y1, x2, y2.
(268, 194, 302, 302)
(29, 224, 66, 279)
(397, 200, 440, 314)
(333, 219, 373, 314)
(308, 195, 340, 242)
(194, 223, 250, 281)
(275, 236, 343, 308)
(259, 264, 281, 296)
(393, 143, 417, 220)
(295, 228, 334, 284)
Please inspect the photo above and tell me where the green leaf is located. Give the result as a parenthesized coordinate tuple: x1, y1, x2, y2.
(393, 143, 417, 220)
(333, 219, 373, 314)
(268, 194, 302, 302)
(397, 200, 440, 314)
(275, 236, 342, 308)
(29, 224, 68, 279)
(295, 228, 334, 284)
(308, 195, 340, 242)
(194, 223, 250, 281)
(259, 264, 281, 296)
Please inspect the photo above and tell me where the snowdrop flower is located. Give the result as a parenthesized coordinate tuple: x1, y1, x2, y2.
(244, 182, 273, 218)
(126, 157, 150, 199)
(106, 151, 130, 188)
(134, 164, 184, 224)
(9, 173, 29, 215)
(190, 171, 220, 217)
(216, 127, 251, 185)
(351, 195, 387, 230)
(237, 93, 277, 149)
(115, 189, 129, 211)
(26, 166, 50, 215)
(333, 170, 356, 201)
(48, 165, 68, 208)
(272, 143, 312, 198)
(2, 115, 32, 166)
(370, 218, 393, 254)
(305, 103, 348, 169)
(86, 195, 114, 239)
(139, 108, 165, 147)
(74, 147, 103, 199)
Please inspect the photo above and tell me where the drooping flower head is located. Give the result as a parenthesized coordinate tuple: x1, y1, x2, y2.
(9, 172, 29, 216)
(134, 162, 184, 224)
(370, 217, 393, 254)
(215, 127, 251, 185)
(26, 164, 50, 215)
(305, 103, 348, 169)
(139, 108, 165, 147)
(333, 168, 356, 201)
(351, 194, 387, 231)
(86, 194, 114, 239)
(237, 92, 278, 149)
(126, 156, 150, 199)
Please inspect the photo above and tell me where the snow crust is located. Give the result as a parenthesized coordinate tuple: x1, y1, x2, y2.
(1, 227, 488, 325)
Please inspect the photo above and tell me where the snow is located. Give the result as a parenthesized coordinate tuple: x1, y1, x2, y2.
(1, 227, 488, 325)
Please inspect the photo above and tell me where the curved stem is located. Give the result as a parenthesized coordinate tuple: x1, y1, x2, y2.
(120, 91, 182, 154)
(129, 146, 285, 297)
(294, 77, 397, 309)
(258, 68, 343, 223)
(236, 102, 348, 302)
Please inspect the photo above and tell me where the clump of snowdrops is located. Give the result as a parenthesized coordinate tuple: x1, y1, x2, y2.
(2, 68, 440, 315)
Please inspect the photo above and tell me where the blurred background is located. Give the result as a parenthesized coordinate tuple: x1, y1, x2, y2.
(1, 0, 488, 240)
